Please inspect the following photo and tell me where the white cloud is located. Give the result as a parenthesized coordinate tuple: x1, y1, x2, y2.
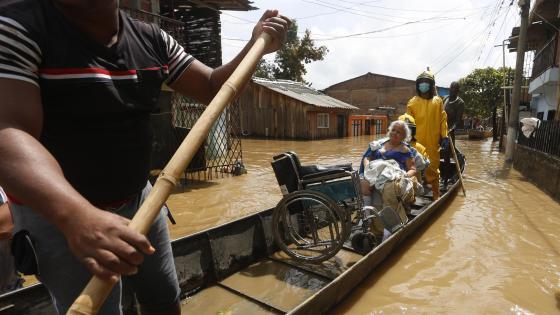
(221, 0, 519, 89)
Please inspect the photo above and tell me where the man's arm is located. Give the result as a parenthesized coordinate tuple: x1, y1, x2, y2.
(0, 79, 153, 282)
(169, 10, 290, 104)
(405, 158, 417, 178)
(439, 100, 449, 139)
(456, 100, 465, 130)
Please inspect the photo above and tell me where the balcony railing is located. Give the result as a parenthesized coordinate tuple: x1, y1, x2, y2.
(121, 7, 186, 47)
(531, 35, 558, 78)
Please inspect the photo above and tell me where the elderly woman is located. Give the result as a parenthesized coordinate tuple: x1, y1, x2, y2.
(359, 120, 418, 239)
(360, 120, 417, 192)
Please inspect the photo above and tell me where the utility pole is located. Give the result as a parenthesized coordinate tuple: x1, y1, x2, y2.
(495, 36, 518, 150)
(494, 40, 509, 149)
(505, 0, 530, 161)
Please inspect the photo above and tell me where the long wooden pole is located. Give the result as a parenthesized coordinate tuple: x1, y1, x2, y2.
(448, 138, 466, 197)
(505, 0, 530, 161)
(66, 33, 272, 315)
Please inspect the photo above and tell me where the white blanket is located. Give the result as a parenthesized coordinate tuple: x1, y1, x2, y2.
(363, 159, 405, 191)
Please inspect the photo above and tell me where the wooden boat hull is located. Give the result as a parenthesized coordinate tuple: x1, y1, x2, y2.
(0, 154, 465, 315)
(468, 129, 492, 139)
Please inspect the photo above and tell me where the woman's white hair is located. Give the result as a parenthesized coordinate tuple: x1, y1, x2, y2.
(386, 120, 412, 142)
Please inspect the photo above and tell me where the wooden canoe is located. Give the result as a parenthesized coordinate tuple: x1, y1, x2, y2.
(468, 128, 492, 139)
(0, 153, 465, 315)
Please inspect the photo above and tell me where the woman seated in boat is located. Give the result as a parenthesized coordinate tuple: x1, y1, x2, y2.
(358, 120, 421, 240)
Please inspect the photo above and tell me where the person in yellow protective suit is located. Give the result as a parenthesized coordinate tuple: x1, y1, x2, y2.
(406, 71, 449, 199)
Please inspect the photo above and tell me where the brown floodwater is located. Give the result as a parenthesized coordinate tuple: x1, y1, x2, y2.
(168, 137, 560, 314)
(166, 137, 370, 239)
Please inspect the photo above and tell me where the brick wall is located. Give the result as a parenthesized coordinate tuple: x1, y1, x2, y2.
(324, 73, 417, 115)
(514, 145, 560, 202)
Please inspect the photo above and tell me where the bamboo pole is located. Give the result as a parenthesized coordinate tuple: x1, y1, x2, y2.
(66, 33, 272, 315)
(448, 138, 466, 197)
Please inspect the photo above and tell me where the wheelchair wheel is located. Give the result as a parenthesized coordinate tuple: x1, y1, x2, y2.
(272, 190, 349, 264)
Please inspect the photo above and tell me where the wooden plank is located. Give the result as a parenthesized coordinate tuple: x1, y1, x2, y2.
(269, 248, 363, 280)
(219, 259, 329, 313)
(181, 285, 279, 315)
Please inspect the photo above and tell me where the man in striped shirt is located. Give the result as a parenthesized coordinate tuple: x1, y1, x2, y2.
(0, 1, 289, 314)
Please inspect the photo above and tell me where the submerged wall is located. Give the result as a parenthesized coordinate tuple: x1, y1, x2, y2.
(513, 145, 560, 201)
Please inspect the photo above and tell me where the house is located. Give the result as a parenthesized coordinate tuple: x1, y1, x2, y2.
(508, 0, 559, 121)
(239, 78, 358, 139)
(348, 114, 388, 137)
(323, 72, 448, 116)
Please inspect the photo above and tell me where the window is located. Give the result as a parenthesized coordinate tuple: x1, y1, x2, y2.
(317, 113, 329, 128)
(374, 119, 383, 134)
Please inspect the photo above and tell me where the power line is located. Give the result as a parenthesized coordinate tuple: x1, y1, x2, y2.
(474, 0, 507, 67)
(223, 10, 484, 42)
(342, 2, 494, 13)
(434, 9, 502, 75)
(433, 0, 505, 74)
(430, 13, 489, 66)
(300, 0, 411, 23)
(481, 3, 513, 65)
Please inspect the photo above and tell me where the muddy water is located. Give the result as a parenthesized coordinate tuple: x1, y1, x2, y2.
(169, 137, 560, 314)
(166, 137, 371, 239)
(331, 138, 560, 314)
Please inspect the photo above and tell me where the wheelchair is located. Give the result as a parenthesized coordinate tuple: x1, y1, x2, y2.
(271, 152, 405, 263)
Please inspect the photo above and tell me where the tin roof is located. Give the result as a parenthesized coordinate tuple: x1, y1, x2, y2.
(167, 0, 257, 11)
(252, 78, 359, 110)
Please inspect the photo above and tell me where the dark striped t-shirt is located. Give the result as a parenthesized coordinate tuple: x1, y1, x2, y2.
(0, 0, 194, 204)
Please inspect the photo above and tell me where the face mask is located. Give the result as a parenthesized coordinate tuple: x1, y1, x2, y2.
(418, 82, 431, 93)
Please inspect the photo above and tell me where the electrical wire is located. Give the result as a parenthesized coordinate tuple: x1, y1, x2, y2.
(481, 3, 513, 65)
(433, 0, 506, 74)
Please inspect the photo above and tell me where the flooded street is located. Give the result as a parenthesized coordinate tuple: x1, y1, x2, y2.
(168, 136, 560, 314)
(166, 137, 370, 239)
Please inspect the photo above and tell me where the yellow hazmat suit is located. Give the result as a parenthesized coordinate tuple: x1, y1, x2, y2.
(406, 72, 448, 198)
(410, 140, 428, 182)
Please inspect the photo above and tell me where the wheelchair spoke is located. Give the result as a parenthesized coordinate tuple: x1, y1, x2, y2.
(272, 190, 349, 263)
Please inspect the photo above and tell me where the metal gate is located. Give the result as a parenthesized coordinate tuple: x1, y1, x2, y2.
(124, 7, 244, 182)
(171, 94, 243, 180)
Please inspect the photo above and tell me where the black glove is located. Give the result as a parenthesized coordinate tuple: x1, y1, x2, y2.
(440, 137, 450, 152)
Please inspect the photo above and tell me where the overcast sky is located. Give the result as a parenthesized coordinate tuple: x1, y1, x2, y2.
(219, 0, 520, 89)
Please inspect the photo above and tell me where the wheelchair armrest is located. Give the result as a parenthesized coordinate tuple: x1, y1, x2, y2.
(300, 169, 350, 182)
(300, 163, 353, 177)
(316, 163, 353, 172)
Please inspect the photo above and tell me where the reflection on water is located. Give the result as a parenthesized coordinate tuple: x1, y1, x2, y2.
(168, 137, 560, 314)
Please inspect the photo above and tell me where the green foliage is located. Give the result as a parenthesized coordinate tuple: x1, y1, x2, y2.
(254, 59, 275, 80)
(254, 21, 328, 84)
(459, 67, 513, 119)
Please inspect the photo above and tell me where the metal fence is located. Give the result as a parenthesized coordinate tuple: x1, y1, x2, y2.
(171, 95, 243, 180)
(517, 120, 560, 158)
(122, 7, 244, 181)
(122, 8, 187, 47)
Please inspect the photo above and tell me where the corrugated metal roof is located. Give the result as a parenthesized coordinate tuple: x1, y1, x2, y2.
(252, 78, 358, 110)
(168, 0, 257, 11)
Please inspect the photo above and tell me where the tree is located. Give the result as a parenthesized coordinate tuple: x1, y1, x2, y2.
(254, 59, 275, 80)
(459, 67, 513, 139)
(254, 21, 328, 84)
